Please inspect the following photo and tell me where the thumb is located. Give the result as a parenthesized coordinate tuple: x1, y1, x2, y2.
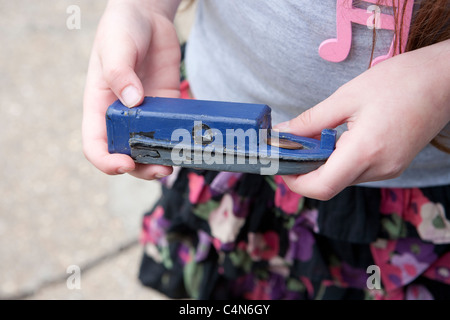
(100, 36, 145, 108)
(273, 93, 352, 138)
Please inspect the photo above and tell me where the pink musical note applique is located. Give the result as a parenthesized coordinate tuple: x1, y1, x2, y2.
(319, 0, 414, 66)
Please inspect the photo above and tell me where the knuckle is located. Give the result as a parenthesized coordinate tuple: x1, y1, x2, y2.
(103, 66, 126, 85)
(314, 185, 339, 201)
(296, 108, 314, 127)
(383, 162, 405, 179)
(360, 140, 383, 162)
(290, 180, 339, 201)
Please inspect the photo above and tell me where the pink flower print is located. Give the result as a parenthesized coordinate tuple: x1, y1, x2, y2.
(188, 172, 212, 204)
(140, 205, 169, 245)
(405, 284, 433, 300)
(274, 176, 303, 214)
(208, 193, 245, 248)
(329, 265, 347, 288)
(372, 238, 437, 291)
(244, 278, 271, 300)
(382, 188, 450, 243)
(380, 188, 429, 227)
(380, 188, 404, 216)
(211, 237, 222, 252)
(300, 276, 315, 299)
(247, 231, 280, 261)
(424, 252, 450, 285)
(237, 240, 247, 251)
(390, 252, 429, 285)
(405, 189, 429, 227)
(370, 240, 403, 291)
(178, 242, 192, 266)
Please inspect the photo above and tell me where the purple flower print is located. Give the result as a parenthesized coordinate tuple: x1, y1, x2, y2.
(210, 172, 242, 196)
(195, 230, 212, 262)
(340, 262, 370, 289)
(396, 238, 437, 264)
(390, 238, 437, 285)
(285, 214, 317, 262)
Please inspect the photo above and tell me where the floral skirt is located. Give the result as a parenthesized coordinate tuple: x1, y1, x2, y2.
(138, 165, 450, 300)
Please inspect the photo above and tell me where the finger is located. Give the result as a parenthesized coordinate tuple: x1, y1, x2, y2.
(138, 17, 181, 98)
(82, 61, 137, 174)
(99, 33, 145, 108)
(128, 163, 174, 180)
(273, 88, 356, 138)
(281, 131, 369, 200)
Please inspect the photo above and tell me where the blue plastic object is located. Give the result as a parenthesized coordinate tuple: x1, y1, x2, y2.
(106, 97, 336, 175)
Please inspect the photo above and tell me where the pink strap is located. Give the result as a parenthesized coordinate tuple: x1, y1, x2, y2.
(319, 0, 414, 66)
(180, 79, 192, 99)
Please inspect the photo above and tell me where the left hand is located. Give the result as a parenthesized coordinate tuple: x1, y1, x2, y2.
(82, 0, 182, 180)
(275, 39, 450, 201)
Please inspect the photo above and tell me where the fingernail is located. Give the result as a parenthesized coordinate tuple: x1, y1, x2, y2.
(273, 121, 290, 131)
(117, 167, 132, 174)
(121, 85, 141, 107)
(155, 173, 170, 179)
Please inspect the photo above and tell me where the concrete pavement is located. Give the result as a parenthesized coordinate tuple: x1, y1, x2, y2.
(0, 0, 195, 300)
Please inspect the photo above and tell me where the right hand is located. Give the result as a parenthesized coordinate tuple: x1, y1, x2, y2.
(82, 0, 182, 180)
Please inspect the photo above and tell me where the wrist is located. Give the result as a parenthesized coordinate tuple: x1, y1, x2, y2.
(107, 0, 182, 21)
(148, 0, 183, 21)
(407, 39, 450, 121)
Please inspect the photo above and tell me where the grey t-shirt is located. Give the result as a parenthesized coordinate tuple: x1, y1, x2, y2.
(185, 0, 450, 188)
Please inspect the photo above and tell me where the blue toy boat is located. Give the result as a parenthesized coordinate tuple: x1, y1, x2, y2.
(106, 97, 336, 175)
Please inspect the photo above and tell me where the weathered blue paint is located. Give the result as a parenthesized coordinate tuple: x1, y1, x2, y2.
(106, 97, 336, 175)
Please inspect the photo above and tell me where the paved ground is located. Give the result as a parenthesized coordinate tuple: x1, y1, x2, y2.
(0, 0, 195, 300)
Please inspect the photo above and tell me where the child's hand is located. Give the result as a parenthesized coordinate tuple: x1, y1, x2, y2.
(276, 39, 450, 200)
(82, 0, 181, 180)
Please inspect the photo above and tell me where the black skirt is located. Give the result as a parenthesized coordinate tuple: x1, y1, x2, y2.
(138, 167, 450, 300)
